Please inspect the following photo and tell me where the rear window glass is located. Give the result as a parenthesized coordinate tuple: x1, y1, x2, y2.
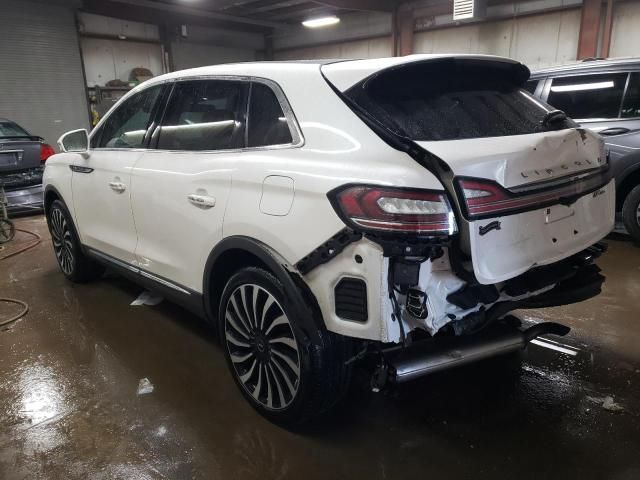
(248, 82, 293, 147)
(547, 73, 627, 119)
(345, 62, 552, 141)
(0, 121, 29, 138)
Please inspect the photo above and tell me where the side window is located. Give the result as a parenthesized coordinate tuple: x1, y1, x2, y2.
(157, 80, 246, 151)
(523, 80, 539, 95)
(547, 73, 628, 120)
(621, 72, 640, 118)
(248, 82, 293, 147)
(97, 86, 162, 149)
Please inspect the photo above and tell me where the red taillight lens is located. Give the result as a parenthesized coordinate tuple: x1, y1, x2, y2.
(329, 185, 457, 235)
(40, 143, 55, 163)
(457, 172, 610, 219)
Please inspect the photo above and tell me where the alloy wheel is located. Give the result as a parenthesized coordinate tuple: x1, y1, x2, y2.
(50, 207, 74, 275)
(224, 284, 301, 411)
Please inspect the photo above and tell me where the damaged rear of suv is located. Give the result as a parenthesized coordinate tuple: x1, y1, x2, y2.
(311, 56, 613, 395)
(44, 55, 614, 427)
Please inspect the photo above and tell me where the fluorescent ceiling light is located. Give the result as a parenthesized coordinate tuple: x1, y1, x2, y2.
(302, 16, 340, 28)
(551, 81, 614, 93)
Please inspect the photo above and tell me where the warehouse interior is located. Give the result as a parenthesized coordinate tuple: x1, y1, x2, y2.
(1, 0, 640, 478)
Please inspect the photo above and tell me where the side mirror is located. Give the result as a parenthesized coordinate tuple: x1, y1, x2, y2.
(57, 129, 90, 157)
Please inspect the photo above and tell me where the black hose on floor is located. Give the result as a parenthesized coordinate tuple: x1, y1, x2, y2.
(0, 228, 41, 261)
(0, 227, 40, 326)
(0, 298, 29, 327)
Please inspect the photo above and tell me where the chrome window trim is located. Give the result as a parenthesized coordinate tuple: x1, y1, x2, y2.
(88, 75, 305, 154)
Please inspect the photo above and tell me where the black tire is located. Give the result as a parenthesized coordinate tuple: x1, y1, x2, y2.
(218, 266, 353, 427)
(622, 185, 640, 243)
(46, 199, 104, 283)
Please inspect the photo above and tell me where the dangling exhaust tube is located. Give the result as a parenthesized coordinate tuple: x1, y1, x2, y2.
(388, 322, 570, 383)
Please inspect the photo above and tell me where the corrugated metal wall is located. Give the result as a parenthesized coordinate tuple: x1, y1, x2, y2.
(0, 0, 88, 146)
(413, 9, 582, 70)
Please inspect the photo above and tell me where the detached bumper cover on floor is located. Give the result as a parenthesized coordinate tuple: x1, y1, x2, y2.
(2, 167, 44, 214)
(4, 184, 44, 214)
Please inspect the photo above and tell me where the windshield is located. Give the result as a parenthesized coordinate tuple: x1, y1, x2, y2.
(345, 61, 560, 141)
(0, 121, 30, 138)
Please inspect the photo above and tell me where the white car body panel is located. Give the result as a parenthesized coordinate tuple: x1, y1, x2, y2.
(43, 56, 615, 344)
(71, 150, 141, 264)
(416, 128, 614, 284)
(130, 150, 233, 291)
(468, 181, 614, 284)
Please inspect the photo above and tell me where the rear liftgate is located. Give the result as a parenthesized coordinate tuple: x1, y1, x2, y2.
(312, 58, 611, 386)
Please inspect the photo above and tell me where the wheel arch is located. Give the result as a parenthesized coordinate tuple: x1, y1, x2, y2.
(617, 164, 640, 211)
(43, 185, 64, 216)
(203, 236, 325, 341)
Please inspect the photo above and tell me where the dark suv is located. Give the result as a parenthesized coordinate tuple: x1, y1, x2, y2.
(528, 58, 640, 241)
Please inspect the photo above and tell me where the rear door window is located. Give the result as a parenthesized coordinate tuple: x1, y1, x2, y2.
(547, 73, 628, 120)
(345, 62, 552, 141)
(248, 82, 293, 147)
(157, 80, 247, 151)
(621, 72, 640, 118)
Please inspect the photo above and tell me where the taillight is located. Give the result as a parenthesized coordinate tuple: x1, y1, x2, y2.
(457, 171, 610, 220)
(40, 143, 55, 163)
(328, 185, 457, 235)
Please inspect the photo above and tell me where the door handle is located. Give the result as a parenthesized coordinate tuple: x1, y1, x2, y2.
(599, 127, 630, 136)
(109, 181, 126, 193)
(187, 193, 216, 209)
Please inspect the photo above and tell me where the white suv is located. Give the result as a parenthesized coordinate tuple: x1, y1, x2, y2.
(44, 55, 615, 426)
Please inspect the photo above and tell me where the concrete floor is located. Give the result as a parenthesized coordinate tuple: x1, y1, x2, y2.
(1, 215, 639, 479)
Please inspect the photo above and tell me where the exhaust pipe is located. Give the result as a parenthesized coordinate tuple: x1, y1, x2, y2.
(389, 322, 570, 383)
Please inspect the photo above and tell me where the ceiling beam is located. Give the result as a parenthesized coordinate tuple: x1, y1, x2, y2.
(100, 0, 286, 28)
(313, 0, 399, 12)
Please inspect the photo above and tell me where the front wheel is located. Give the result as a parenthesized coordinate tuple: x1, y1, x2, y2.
(46, 200, 104, 282)
(218, 267, 353, 427)
(622, 185, 640, 243)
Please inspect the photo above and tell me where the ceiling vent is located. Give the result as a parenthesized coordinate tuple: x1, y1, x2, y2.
(453, 0, 487, 21)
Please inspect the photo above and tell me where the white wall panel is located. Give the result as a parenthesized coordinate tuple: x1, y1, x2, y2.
(81, 38, 164, 87)
(414, 9, 581, 69)
(274, 36, 392, 60)
(609, 0, 640, 58)
(78, 12, 160, 41)
(171, 42, 257, 70)
(273, 11, 391, 51)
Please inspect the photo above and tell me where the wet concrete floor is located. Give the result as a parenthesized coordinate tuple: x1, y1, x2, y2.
(1, 215, 639, 479)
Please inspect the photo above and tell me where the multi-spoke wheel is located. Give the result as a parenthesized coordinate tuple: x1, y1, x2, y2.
(224, 284, 300, 410)
(219, 266, 354, 426)
(50, 206, 74, 275)
(46, 200, 104, 282)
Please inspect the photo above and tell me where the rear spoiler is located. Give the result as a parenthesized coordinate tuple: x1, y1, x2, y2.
(0, 135, 43, 142)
